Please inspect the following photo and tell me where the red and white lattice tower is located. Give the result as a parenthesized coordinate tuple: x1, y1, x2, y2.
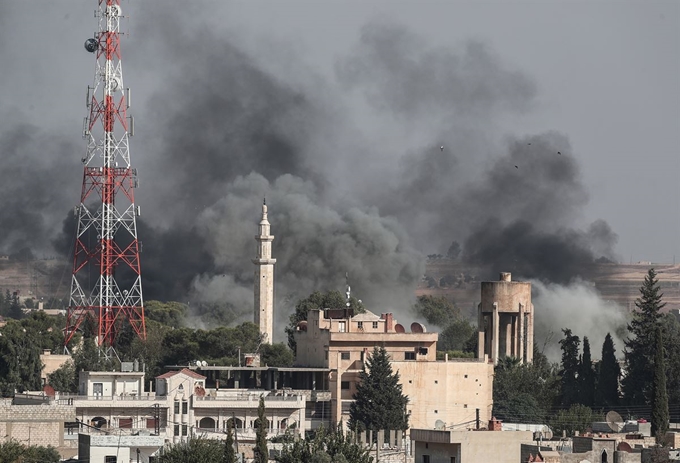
(65, 0, 145, 351)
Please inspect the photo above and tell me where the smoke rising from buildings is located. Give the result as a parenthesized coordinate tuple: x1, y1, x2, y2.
(0, 4, 622, 341)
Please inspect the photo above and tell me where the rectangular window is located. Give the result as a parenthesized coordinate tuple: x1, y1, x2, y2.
(174, 401, 180, 414)
(405, 352, 416, 360)
(105, 457, 117, 463)
(422, 456, 430, 463)
(325, 350, 329, 360)
(182, 425, 188, 436)
(419, 347, 428, 355)
(338, 321, 346, 333)
(451, 458, 456, 463)
(182, 401, 188, 414)
(119, 418, 133, 429)
(341, 352, 350, 360)
(372, 321, 378, 329)
(146, 418, 157, 429)
(174, 425, 179, 436)
(341, 381, 350, 390)
(357, 321, 363, 329)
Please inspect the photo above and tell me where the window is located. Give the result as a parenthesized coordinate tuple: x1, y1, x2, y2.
(341, 381, 350, 390)
(146, 418, 157, 429)
(182, 425, 188, 436)
(422, 456, 430, 463)
(372, 321, 378, 329)
(93, 382, 103, 397)
(341, 352, 350, 360)
(119, 418, 133, 429)
(451, 458, 457, 463)
(182, 401, 188, 414)
(357, 321, 363, 329)
(325, 351, 329, 360)
(338, 321, 346, 333)
(174, 425, 180, 436)
(105, 457, 117, 463)
(419, 347, 428, 355)
(405, 352, 415, 360)
(174, 401, 180, 414)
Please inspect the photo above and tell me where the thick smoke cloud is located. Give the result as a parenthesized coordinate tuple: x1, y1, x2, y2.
(0, 5, 621, 341)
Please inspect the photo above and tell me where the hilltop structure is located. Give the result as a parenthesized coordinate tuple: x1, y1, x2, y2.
(252, 200, 276, 344)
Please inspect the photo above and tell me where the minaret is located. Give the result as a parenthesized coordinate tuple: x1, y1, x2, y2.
(253, 199, 276, 343)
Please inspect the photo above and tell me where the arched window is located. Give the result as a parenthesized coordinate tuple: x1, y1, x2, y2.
(601, 449, 608, 463)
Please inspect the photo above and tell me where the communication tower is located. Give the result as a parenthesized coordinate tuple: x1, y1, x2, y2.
(65, 0, 145, 352)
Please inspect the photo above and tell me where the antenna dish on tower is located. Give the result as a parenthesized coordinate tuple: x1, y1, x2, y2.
(84, 38, 98, 53)
(606, 410, 624, 432)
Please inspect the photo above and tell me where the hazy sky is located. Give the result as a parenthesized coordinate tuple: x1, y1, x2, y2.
(1, 0, 678, 266)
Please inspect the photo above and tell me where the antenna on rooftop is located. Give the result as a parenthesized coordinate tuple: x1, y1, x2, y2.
(345, 272, 351, 307)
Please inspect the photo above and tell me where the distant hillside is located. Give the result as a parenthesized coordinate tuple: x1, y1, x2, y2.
(418, 260, 680, 315)
(0, 259, 70, 302)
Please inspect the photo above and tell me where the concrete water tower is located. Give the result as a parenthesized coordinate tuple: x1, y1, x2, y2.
(477, 272, 534, 364)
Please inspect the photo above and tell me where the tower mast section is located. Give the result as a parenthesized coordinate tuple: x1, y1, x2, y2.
(65, 0, 145, 351)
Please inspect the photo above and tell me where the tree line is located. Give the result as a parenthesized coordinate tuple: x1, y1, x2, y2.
(493, 268, 676, 442)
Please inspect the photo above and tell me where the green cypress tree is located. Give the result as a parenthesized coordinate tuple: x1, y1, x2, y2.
(559, 329, 580, 406)
(348, 346, 409, 432)
(578, 337, 595, 406)
(596, 333, 620, 406)
(254, 396, 268, 463)
(223, 418, 236, 463)
(623, 268, 665, 405)
(651, 327, 669, 441)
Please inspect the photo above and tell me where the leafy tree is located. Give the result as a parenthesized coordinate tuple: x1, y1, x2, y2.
(412, 295, 459, 328)
(74, 337, 116, 373)
(437, 318, 476, 352)
(157, 437, 225, 463)
(595, 333, 620, 406)
(559, 328, 580, 407)
(623, 268, 665, 405)
(578, 337, 595, 406)
(276, 425, 372, 463)
(254, 396, 269, 463)
(651, 327, 669, 441)
(549, 404, 596, 438)
(349, 346, 409, 432)
(446, 241, 461, 260)
(260, 343, 294, 367)
(661, 314, 680, 405)
(0, 319, 44, 395)
(492, 354, 559, 423)
(286, 291, 365, 352)
(0, 440, 60, 463)
(48, 361, 77, 393)
(223, 419, 237, 463)
(144, 300, 188, 327)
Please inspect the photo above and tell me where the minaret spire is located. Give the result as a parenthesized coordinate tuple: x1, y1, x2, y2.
(253, 200, 276, 343)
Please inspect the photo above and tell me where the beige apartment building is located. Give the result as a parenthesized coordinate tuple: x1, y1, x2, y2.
(294, 308, 494, 431)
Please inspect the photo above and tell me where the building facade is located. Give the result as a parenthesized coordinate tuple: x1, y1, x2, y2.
(294, 308, 494, 431)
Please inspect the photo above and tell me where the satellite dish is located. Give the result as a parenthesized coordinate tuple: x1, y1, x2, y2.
(606, 410, 624, 433)
(201, 360, 208, 367)
(195, 360, 201, 367)
(394, 323, 405, 333)
(84, 38, 98, 53)
(434, 420, 445, 430)
(617, 442, 633, 452)
(410, 322, 426, 333)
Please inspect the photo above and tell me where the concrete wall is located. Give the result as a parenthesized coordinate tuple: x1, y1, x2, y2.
(40, 351, 73, 385)
(394, 360, 494, 431)
(0, 403, 75, 448)
(413, 429, 533, 463)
